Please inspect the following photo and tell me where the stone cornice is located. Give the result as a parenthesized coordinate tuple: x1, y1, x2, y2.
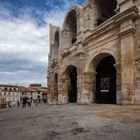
(118, 28, 136, 37)
(115, 6, 138, 23)
(83, 19, 115, 44)
(51, 59, 58, 68)
(118, 0, 136, 6)
(61, 29, 70, 33)
(76, 49, 85, 56)
(61, 41, 83, 58)
(83, 5, 139, 44)
(61, 48, 70, 58)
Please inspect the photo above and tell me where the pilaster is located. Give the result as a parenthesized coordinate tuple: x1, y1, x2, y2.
(58, 74, 68, 104)
(118, 0, 137, 105)
(79, 71, 96, 104)
(114, 63, 121, 104)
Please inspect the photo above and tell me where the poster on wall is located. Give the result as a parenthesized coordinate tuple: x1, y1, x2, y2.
(100, 77, 110, 93)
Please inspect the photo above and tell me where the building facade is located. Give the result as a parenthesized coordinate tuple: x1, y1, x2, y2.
(0, 85, 20, 104)
(48, 0, 140, 105)
(29, 84, 48, 101)
(18, 86, 38, 101)
(0, 84, 48, 105)
(0, 94, 6, 108)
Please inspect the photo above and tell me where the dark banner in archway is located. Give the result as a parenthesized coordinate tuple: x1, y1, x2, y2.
(100, 77, 110, 93)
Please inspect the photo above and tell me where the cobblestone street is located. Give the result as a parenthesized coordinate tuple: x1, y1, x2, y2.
(0, 104, 140, 140)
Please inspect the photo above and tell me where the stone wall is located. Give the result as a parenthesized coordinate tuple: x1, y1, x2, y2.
(134, 0, 140, 104)
(48, 0, 140, 105)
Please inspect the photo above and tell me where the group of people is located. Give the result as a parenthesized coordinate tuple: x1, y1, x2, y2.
(22, 97, 40, 108)
(6, 98, 47, 108)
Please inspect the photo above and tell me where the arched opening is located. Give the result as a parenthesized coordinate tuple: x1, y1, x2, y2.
(53, 31, 59, 57)
(66, 65, 77, 103)
(54, 73, 58, 102)
(96, 56, 116, 104)
(96, 0, 117, 26)
(65, 10, 77, 44)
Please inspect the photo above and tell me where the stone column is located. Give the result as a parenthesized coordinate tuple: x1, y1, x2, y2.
(118, 0, 138, 105)
(76, 46, 85, 104)
(58, 74, 68, 104)
(80, 71, 96, 104)
(77, 74, 83, 104)
(92, 0, 98, 28)
(52, 44, 55, 58)
(118, 0, 135, 12)
(48, 75, 55, 104)
(76, 11, 82, 41)
(114, 63, 121, 104)
(47, 76, 51, 104)
(119, 21, 135, 105)
(61, 29, 71, 49)
(52, 44, 58, 60)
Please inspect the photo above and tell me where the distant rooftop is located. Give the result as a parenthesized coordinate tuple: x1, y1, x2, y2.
(0, 84, 18, 88)
(30, 84, 42, 87)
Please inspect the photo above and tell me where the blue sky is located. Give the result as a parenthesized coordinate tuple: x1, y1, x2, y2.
(0, 0, 84, 86)
(0, 0, 84, 25)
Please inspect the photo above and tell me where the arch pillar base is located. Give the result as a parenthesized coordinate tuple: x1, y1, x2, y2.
(79, 71, 96, 104)
(58, 75, 69, 104)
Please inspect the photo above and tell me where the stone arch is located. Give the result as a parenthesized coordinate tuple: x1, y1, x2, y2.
(63, 5, 83, 29)
(63, 63, 77, 74)
(95, 55, 116, 104)
(63, 5, 83, 44)
(84, 50, 119, 104)
(85, 49, 118, 72)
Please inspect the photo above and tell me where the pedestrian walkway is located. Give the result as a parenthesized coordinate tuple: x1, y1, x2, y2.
(0, 104, 140, 140)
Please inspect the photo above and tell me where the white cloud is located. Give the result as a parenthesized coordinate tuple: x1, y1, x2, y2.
(0, 0, 79, 86)
(0, 16, 49, 62)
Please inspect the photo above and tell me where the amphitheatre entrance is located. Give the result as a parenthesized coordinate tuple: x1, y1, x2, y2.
(66, 65, 77, 103)
(95, 55, 116, 104)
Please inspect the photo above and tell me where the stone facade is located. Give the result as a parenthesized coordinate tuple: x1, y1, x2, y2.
(48, 0, 140, 105)
(0, 85, 20, 103)
(0, 84, 48, 105)
(0, 94, 6, 108)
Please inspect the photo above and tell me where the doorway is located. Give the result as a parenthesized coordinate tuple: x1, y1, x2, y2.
(96, 56, 116, 104)
(67, 66, 77, 103)
(54, 73, 58, 102)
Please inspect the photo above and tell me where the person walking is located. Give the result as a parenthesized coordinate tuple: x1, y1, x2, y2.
(17, 101, 20, 107)
(7, 101, 11, 108)
(22, 97, 26, 108)
(35, 99, 38, 107)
